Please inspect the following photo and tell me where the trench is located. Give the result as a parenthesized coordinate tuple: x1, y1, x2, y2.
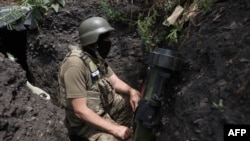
(0, 28, 33, 82)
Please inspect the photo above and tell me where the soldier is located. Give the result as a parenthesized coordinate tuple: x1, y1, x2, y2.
(58, 17, 141, 141)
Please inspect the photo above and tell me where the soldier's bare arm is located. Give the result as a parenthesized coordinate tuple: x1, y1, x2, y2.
(108, 73, 141, 112)
(70, 97, 132, 140)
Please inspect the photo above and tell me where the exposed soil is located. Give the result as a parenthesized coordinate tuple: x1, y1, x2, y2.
(0, 0, 249, 141)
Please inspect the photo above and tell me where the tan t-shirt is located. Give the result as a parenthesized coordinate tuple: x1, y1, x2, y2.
(60, 55, 88, 98)
(59, 54, 114, 99)
(58, 51, 114, 136)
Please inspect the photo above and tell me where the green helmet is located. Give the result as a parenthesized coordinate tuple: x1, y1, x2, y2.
(78, 17, 114, 47)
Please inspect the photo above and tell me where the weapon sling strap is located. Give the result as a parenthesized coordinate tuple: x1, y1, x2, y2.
(69, 49, 100, 79)
(82, 54, 100, 78)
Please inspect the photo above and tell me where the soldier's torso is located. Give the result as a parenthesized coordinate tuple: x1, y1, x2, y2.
(58, 47, 114, 117)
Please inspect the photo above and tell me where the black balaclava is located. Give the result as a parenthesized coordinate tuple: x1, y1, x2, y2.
(84, 47, 96, 58)
(97, 32, 111, 59)
(83, 32, 111, 59)
(97, 40, 111, 59)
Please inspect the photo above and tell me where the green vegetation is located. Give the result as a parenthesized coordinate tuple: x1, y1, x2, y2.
(0, 0, 65, 30)
(0, 0, 214, 51)
(100, 0, 214, 52)
(0, 6, 26, 30)
(197, 0, 214, 13)
(20, 0, 65, 20)
(137, 16, 155, 52)
(100, 0, 124, 22)
(166, 23, 184, 44)
(212, 99, 225, 112)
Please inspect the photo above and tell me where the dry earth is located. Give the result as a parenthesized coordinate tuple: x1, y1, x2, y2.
(0, 0, 249, 141)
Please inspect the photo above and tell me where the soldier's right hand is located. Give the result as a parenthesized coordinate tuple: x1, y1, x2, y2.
(111, 125, 132, 140)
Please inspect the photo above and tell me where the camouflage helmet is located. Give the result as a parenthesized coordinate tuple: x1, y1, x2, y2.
(78, 17, 114, 47)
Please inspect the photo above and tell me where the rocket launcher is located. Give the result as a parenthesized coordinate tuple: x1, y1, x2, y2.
(133, 47, 183, 141)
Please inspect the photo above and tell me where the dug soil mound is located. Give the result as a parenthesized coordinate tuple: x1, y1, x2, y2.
(157, 0, 250, 140)
(0, 53, 68, 141)
(0, 0, 249, 141)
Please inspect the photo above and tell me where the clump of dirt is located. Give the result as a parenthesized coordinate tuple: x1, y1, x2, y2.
(0, 0, 249, 141)
(0, 53, 68, 141)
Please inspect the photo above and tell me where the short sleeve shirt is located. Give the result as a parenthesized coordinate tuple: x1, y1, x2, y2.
(58, 51, 116, 137)
(59, 54, 114, 99)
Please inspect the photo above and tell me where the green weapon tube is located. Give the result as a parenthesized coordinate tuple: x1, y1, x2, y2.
(133, 48, 182, 141)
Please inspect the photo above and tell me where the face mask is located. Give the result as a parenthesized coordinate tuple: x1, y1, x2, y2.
(83, 47, 96, 58)
(97, 40, 111, 59)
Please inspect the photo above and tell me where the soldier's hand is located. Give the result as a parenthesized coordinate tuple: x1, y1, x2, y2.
(129, 89, 141, 112)
(112, 125, 132, 140)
